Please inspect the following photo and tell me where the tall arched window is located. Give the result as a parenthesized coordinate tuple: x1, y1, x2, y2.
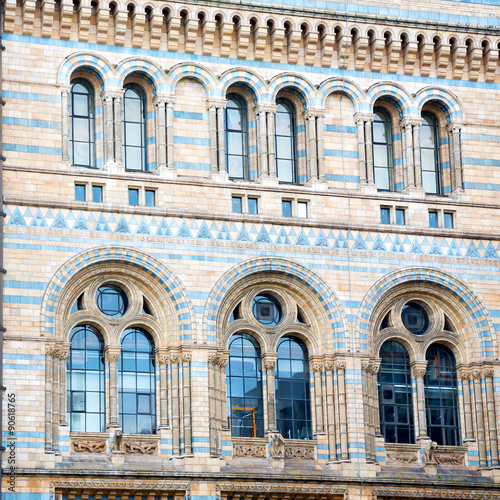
(378, 341, 414, 444)
(119, 327, 156, 434)
(226, 333, 264, 437)
(67, 325, 105, 432)
(275, 336, 311, 439)
(420, 113, 441, 194)
(372, 108, 394, 191)
(123, 84, 147, 171)
(225, 94, 248, 180)
(275, 99, 297, 184)
(70, 79, 95, 168)
(425, 344, 460, 446)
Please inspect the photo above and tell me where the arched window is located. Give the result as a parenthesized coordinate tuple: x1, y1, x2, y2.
(123, 84, 147, 171)
(420, 113, 441, 194)
(275, 99, 297, 184)
(70, 79, 95, 168)
(378, 341, 414, 444)
(226, 333, 264, 437)
(119, 327, 156, 434)
(225, 94, 248, 180)
(275, 336, 311, 439)
(425, 344, 460, 446)
(372, 108, 394, 191)
(67, 325, 105, 432)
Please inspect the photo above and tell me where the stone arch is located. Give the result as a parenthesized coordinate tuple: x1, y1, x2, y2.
(355, 267, 497, 362)
(269, 73, 321, 109)
(366, 81, 413, 117)
(414, 86, 465, 122)
(116, 57, 169, 94)
(219, 67, 267, 104)
(41, 246, 195, 346)
(166, 62, 220, 97)
(203, 257, 348, 353)
(57, 51, 117, 88)
(318, 77, 364, 111)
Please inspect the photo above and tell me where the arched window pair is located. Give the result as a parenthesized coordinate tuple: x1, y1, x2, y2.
(225, 95, 297, 183)
(226, 334, 311, 440)
(372, 108, 441, 194)
(69, 80, 147, 171)
(379, 341, 459, 446)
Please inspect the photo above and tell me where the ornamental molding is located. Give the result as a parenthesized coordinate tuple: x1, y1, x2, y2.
(372, 489, 500, 499)
(216, 482, 348, 498)
(71, 439, 106, 453)
(50, 479, 191, 493)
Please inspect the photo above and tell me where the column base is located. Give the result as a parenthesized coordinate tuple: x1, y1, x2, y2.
(360, 182, 378, 195)
(404, 184, 426, 199)
(260, 174, 279, 187)
(210, 171, 230, 183)
(308, 178, 328, 191)
(156, 166, 177, 180)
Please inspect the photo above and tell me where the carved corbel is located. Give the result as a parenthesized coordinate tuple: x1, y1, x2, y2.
(149, 13, 163, 50)
(131, 9, 146, 49)
(77, 3, 92, 42)
(387, 37, 402, 73)
(370, 35, 385, 72)
(219, 21, 233, 58)
(3, 0, 17, 33)
(319, 30, 335, 67)
(435, 40, 451, 78)
(336, 32, 350, 69)
(114, 8, 128, 46)
(467, 46, 482, 81)
(167, 15, 181, 52)
(303, 29, 319, 66)
(236, 21, 251, 59)
(22, 0, 36, 35)
(352, 32, 369, 71)
(419, 40, 434, 77)
(270, 25, 285, 62)
(253, 25, 268, 61)
(201, 19, 216, 55)
(59, 0, 73, 40)
(451, 43, 467, 80)
(183, 17, 198, 54)
(287, 29, 302, 64)
(40, 0, 55, 37)
(403, 40, 418, 75)
(483, 46, 499, 82)
(95, 4, 109, 44)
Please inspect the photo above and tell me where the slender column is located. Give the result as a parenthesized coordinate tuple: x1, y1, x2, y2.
(459, 370, 475, 441)
(412, 120, 422, 187)
(305, 112, 319, 182)
(312, 362, 325, 435)
(412, 363, 429, 440)
(333, 364, 342, 460)
(255, 107, 269, 176)
(214, 357, 222, 455)
(182, 353, 192, 455)
(266, 110, 277, 178)
(354, 115, 367, 183)
(58, 346, 70, 425)
(484, 368, 499, 466)
(336, 360, 349, 461)
(45, 346, 54, 451)
(166, 98, 175, 169)
(113, 93, 123, 163)
(105, 346, 121, 428)
(208, 103, 218, 173)
(368, 363, 380, 461)
(364, 118, 374, 184)
(100, 91, 115, 163)
(447, 122, 463, 192)
(472, 369, 487, 467)
(61, 88, 70, 161)
(361, 362, 371, 461)
(316, 114, 326, 181)
(157, 351, 169, 429)
(170, 352, 181, 455)
(216, 104, 227, 173)
(263, 355, 277, 432)
(153, 96, 167, 170)
(51, 351, 60, 452)
(208, 354, 217, 456)
(220, 352, 230, 430)
(401, 118, 415, 186)
(324, 361, 337, 462)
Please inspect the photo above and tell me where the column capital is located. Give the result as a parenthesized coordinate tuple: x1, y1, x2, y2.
(262, 353, 278, 370)
(411, 361, 428, 379)
(100, 88, 124, 100)
(459, 369, 472, 381)
(254, 103, 277, 115)
(482, 366, 495, 379)
(446, 120, 464, 133)
(302, 109, 326, 120)
(399, 115, 422, 127)
(206, 97, 227, 110)
(152, 93, 175, 106)
(353, 111, 374, 125)
(105, 345, 122, 364)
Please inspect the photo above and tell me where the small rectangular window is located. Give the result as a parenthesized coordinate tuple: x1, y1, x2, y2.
(248, 197, 258, 215)
(429, 210, 438, 228)
(92, 185, 103, 203)
(380, 207, 391, 225)
(232, 196, 243, 214)
(75, 184, 86, 202)
(297, 201, 308, 218)
(282, 200, 292, 217)
(396, 209, 405, 226)
(129, 188, 139, 206)
(444, 212, 454, 229)
(145, 189, 155, 207)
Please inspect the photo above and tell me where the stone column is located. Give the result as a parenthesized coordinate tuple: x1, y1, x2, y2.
(113, 92, 123, 163)
(182, 353, 192, 455)
(51, 350, 60, 452)
(317, 114, 326, 182)
(483, 368, 499, 467)
(45, 346, 54, 451)
(336, 360, 349, 461)
(208, 103, 218, 173)
(61, 87, 70, 161)
(354, 114, 367, 184)
(214, 356, 222, 456)
(216, 104, 227, 173)
(266, 109, 277, 178)
(361, 362, 372, 461)
(312, 362, 325, 435)
(412, 119, 423, 188)
(472, 369, 487, 468)
(262, 354, 278, 433)
(153, 96, 167, 170)
(105, 346, 121, 428)
(58, 345, 70, 425)
(412, 363, 429, 440)
(447, 122, 463, 192)
(368, 362, 380, 462)
(166, 98, 175, 169)
(208, 354, 217, 456)
(324, 361, 337, 462)
(364, 117, 374, 184)
(100, 90, 115, 163)
(157, 351, 169, 429)
(304, 111, 318, 182)
(401, 117, 415, 187)
(220, 351, 230, 430)
(255, 106, 269, 177)
(170, 352, 181, 455)
(459, 369, 475, 442)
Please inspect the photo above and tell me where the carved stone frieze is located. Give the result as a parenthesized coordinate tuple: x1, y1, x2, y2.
(50, 479, 191, 494)
(385, 451, 418, 464)
(123, 440, 158, 454)
(71, 439, 106, 453)
(372, 488, 500, 499)
(284, 445, 314, 460)
(233, 442, 267, 458)
(270, 432, 285, 458)
(433, 452, 465, 465)
(216, 482, 348, 498)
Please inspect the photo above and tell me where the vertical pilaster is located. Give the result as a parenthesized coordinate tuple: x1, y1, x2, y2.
(361, 362, 371, 461)
(105, 346, 121, 428)
(255, 106, 269, 177)
(364, 118, 374, 184)
(447, 122, 463, 192)
(113, 93, 123, 163)
(51, 351, 60, 452)
(484, 368, 499, 467)
(61, 88, 70, 161)
(220, 352, 230, 430)
(208, 103, 218, 173)
(45, 346, 54, 451)
(312, 362, 325, 435)
(170, 352, 181, 455)
(59, 345, 70, 426)
(153, 96, 167, 170)
(182, 353, 192, 455)
(324, 361, 337, 462)
(266, 110, 277, 178)
(354, 115, 367, 184)
(401, 117, 415, 186)
(214, 357, 222, 455)
(263, 355, 277, 432)
(412, 120, 422, 188)
(304, 112, 319, 182)
(317, 114, 326, 182)
(208, 354, 217, 456)
(412, 363, 429, 440)
(157, 351, 169, 429)
(459, 370, 475, 442)
(336, 360, 349, 461)
(101, 91, 115, 163)
(472, 369, 487, 468)
(166, 98, 175, 170)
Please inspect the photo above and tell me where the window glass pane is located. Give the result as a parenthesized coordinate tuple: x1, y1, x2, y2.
(125, 123, 143, 147)
(129, 188, 139, 206)
(429, 211, 438, 228)
(125, 96, 141, 120)
(227, 156, 245, 179)
(232, 196, 242, 213)
(275, 112, 291, 135)
(297, 202, 307, 218)
(421, 149, 436, 172)
(380, 208, 391, 225)
(372, 121, 387, 143)
(282, 200, 292, 217)
(373, 145, 389, 167)
(73, 118, 90, 142)
(277, 160, 294, 183)
(276, 136, 293, 159)
(227, 132, 243, 155)
(374, 168, 390, 191)
(396, 209, 405, 225)
(71, 413, 84, 432)
(73, 93, 89, 116)
(444, 212, 453, 229)
(125, 147, 143, 170)
(75, 184, 86, 202)
(420, 123, 434, 148)
(92, 185, 103, 203)
(145, 190, 155, 207)
(227, 108, 242, 130)
(72, 392, 85, 411)
(422, 172, 438, 194)
(248, 198, 258, 215)
(73, 142, 90, 167)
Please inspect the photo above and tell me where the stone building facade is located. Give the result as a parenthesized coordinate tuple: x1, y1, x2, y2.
(2, 0, 500, 499)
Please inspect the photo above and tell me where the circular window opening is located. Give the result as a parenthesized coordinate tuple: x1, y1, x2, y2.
(252, 294, 282, 327)
(96, 285, 128, 318)
(401, 302, 429, 335)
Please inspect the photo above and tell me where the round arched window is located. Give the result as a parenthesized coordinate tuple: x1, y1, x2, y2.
(252, 294, 282, 326)
(96, 284, 128, 318)
(401, 302, 429, 335)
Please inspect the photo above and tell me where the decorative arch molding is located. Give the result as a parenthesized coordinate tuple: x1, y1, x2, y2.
(365, 81, 413, 117)
(355, 267, 497, 361)
(57, 52, 118, 88)
(203, 257, 349, 351)
(116, 57, 169, 94)
(269, 73, 321, 109)
(414, 86, 465, 122)
(219, 67, 267, 103)
(41, 246, 195, 344)
(166, 62, 219, 96)
(318, 78, 364, 111)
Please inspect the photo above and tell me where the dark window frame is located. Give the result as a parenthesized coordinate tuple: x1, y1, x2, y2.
(70, 79, 95, 168)
(372, 107, 394, 191)
(275, 98, 298, 184)
(420, 112, 442, 195)
(225, 94, 249, 180)
(123, 84, 148, 172)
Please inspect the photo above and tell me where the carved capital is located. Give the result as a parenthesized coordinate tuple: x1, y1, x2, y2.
(361, 361, 370, 373)
(208, 354, 217, 365)
(335, 360, 346, 371)
(45, 345, 55, 356)
(182, 353, 192, 363)
(264, 360, 276, 371)
(483, 368, 494, 379)
(368, 363, 380, 375)
(413, 368, 427, 379)
(55, 349, 69, 361)
(353, 112, 374, 125)
(472, 369, 482, 380)
(459, 370, 472, 381)
(324, 361, 335, 372)
(218, 356, 228, 369)
(206, 98, 227, 111)
(170, 354, 181, 364)
(254, 103, 277, 116)
(312, 363, 324, 373)
(158, 355, 169, 365)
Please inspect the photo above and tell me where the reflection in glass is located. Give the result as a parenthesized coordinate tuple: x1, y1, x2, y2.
(378, 341, 414, 443)
(425, 344, 460, 445)
(252, 294, 282, 327)
(372, 108, 393, 191)
(70, 80, 95, 168)
(225, 94, 248, 179)
(96, 285, 128, 318)
(119, 328, 156, 434)
(401, 302, 429, 335)
(67, 325, 105, 432)
(275, 99, 297, 183)
(226, 334, 264, 437)
(421, 113, 441, 194)
(123, 84, 147, 171)
(275, 337, 311, 439)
